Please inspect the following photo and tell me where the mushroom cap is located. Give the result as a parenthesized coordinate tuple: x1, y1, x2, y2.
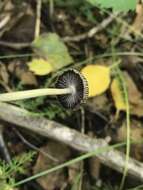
(55, 69, 88, 108)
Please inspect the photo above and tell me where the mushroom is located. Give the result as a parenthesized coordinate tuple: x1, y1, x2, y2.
(0, 69, 88, 108)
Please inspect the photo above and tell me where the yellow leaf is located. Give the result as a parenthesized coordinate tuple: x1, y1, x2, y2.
(81, 65, 111, 97)
(28, 58, 53, 76)
(111, 78, 126, 111)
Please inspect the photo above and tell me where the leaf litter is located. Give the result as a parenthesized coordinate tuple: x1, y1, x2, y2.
(0, 0, 143, 190)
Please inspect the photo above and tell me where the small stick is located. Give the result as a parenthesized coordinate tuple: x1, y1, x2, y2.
(13, 128, 58, 162)
(34, 0, 42, 39)
(0, 41, 31, 49)
(0, 125, 11, 162)
(0, 102, 143, 181)
(0, 15, 10, 29)
(63, 12, 119, 42)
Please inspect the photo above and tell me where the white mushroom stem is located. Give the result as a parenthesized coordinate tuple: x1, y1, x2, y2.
(0, 88, 72, 102)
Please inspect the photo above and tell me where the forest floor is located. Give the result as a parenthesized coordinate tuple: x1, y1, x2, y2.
(0, 1, 143, 190)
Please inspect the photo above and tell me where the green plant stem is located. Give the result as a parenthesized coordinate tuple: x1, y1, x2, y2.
(117, 68, 130, 190)
(14, 142, 126, 187)
(95, 52, 143, 59)
(0, 88, 71, 102)
(74, 51, 143, 69)
(0, 53, 34, 60)
(109, 60, 121, 70)
(0, 51, 142, 61)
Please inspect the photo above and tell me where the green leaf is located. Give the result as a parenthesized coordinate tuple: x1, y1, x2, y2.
(87, 0, 137, 11)
(32, 33, 73, 72)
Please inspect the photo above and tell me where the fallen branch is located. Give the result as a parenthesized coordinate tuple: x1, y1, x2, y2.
(0, 102, 143, 180)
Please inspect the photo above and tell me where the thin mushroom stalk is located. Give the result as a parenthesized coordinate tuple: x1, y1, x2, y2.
(0, 69, 88, 108)
(0, 88, 72, 101)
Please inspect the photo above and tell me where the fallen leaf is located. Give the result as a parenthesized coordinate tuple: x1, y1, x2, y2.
(86, 94, 109, 113)
(131, 3, 143, 34)
(33, 141, 71, 190)
(68, 163, 81, 185)
(81, 65, 111, 97)
(116, 119, 143, 161)
(124, 72, 143, 117)
(30, 33, 73, 75)
(20, 72, 38, 86)
(111, 71, 143, 117)
(110, 77, 126, 112)
(14, 63, 38, 86)
(28, 58, 53, 75)
(124, 72, 142, 104)
(0, 63, 9, 84)
(8, 62, 16, 73)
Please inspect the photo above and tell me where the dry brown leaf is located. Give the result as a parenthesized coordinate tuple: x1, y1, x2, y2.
(117, 120, 143, 142)
(20, 71, 38, 86)
(15, 65, 38, 86)
(33, 141, 71, 190)
(116, 119, 143, 161)
(86, 94, 109, 113)
(8, 61, 38, 86)
(124, 72, 143, 117)
(68, 163, 81, 184)
(124, 72, 142, 104)
(0, 63, 9, 84)
(132, 3, 143, 34)
(8, 62, 16, 73)
(130, 102, 143, 117)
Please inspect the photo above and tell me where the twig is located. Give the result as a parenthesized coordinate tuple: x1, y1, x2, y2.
(13, 128, 58, 162)
(34, 0, 42, 39)
(0, 79, 11, 92)
(105, 10, 143, 39)
(0, 125, 11, 162)
(0, 12, 25, 38)
(0, 15, 10, 29)
(63, 12, 119, 42)
(0, 102, 143, 180)
(0, 41, 31, 49)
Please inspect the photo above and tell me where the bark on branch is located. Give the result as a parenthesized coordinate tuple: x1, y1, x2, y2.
(0, 102, 143, 180)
